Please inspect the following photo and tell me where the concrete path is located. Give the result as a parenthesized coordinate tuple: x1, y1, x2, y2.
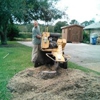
(18, 41, 33, 47)
(18, 41, 100, 72)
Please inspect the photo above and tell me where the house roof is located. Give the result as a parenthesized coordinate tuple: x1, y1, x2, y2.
(61, 24, 84, 29)
(84, 22, 100, 30)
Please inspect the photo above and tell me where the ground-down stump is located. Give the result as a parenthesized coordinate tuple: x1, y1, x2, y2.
(7, 65, 100, 100)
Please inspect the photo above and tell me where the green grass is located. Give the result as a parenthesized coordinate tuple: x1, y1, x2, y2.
(68, 61, 100, 75)
(0, 41, 33, 100)
(0, 41, 100, 100)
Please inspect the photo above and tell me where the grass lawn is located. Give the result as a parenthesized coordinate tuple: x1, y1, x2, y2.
(0, 41, 100, 100)
(68, 61, 100, 75)
(0, 41, 33, 100)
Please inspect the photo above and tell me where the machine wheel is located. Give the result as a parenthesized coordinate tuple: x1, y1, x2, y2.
(59, 60, 68, 69)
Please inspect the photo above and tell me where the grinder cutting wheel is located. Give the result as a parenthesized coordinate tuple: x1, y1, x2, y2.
(34, 27, 70, 71)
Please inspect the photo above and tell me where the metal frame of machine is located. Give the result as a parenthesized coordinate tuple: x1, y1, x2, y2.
(40, 32, 70, 69)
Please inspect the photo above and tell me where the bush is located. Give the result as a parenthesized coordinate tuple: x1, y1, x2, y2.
(83, 31, 90, 43)
(18, 32, 32, 39)
(7, 24, 19, 41)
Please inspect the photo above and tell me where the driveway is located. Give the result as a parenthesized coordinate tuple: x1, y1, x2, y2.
(18, 41, 100, 72)
(64, 43, 100, 72)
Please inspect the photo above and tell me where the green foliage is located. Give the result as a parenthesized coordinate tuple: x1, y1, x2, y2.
(16, 24, 33, 32)
(40, 25, 54, 33)
(18, 32, 32, 39)
(89, 20, 95, 25)
(0, 0, 25, 44)
(26, 24, 33, 32)
(81, 21, 89, 27)
(68, 61, 100, 75)
(0, 0, 63, 24)
(39, 24, 45, 33)
(54, 21, 68, 33)
(0, 0, 25, 28)
(70, 19, 79, 25)
(17, 25, 28, 32)
(24, 0, 63, 22)
(48, 25, 54, 32)
(7, 25, 19, 41)
(83, 31, 90, 43)
(81, 20, 95, 27)
(0, 41, 33, 100)
(0, 0, 65, 44)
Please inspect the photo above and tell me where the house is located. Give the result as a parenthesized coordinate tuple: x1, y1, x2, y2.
(84, 22, 100, 43)
(61, 24, 83, 43)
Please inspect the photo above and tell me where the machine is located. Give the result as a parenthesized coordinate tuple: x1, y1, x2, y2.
(34, 31, 70, 70)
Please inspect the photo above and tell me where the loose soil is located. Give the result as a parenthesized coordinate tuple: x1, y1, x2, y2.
(7, 66, 100, 100)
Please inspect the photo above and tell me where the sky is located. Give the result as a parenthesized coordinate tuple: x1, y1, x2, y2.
(55, 0, 100, 24)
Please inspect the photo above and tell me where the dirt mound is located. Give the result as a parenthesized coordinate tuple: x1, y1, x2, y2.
(7, 66, 100, 100)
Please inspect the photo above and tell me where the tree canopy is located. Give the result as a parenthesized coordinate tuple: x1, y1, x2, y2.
(54, 21, 68, 33)
(0, 0, 64, 44)
(81, 20, 95, 27)
(0, 0, 25, 44)
(70, 19, 79, 25)
(23, 0, 63, 22)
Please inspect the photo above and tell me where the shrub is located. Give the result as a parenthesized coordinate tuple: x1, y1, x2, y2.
(18, 32, 32, 39)
(7, 24, 19, 41)
(83, 31, 89, 43)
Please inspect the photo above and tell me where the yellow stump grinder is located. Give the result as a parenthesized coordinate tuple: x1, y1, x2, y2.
(34, 31, 70, 70)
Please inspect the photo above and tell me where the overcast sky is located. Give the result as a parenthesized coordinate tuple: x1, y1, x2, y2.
(55, 0, 100, 23)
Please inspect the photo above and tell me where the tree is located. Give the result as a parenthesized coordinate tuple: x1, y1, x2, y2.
(7, 24, 19, 41)
(70, 19, 79, 25)
(0, 0, 25, 45)
(24, 0, 63, 22)
(54, 21, 68, 33)
(88, 20, 95, 25)
(81, 21, 89, 27)
(83, 31, 89, 43)
(0, 0, 64, 45)
(81, 20, 95, 27)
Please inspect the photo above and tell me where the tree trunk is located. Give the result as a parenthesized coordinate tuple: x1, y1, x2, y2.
(0, 31, 7, 45)
(0, 24, 8, 45)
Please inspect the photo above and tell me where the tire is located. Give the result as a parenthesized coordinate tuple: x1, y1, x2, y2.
(59, 61, 68, 69)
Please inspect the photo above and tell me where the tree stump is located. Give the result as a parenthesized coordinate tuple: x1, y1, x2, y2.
(40, 71, 58, 80)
